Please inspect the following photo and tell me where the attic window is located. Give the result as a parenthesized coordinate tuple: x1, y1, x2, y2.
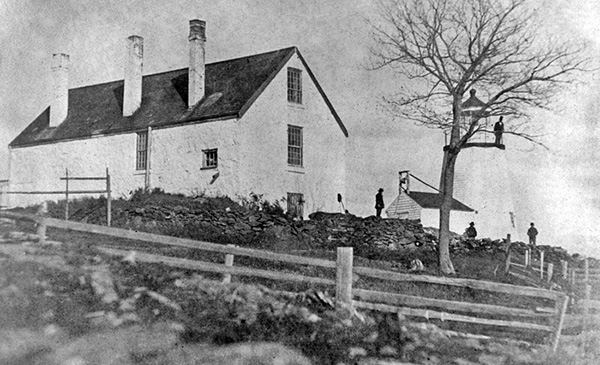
(287, 68, 302, 104)
(136, 131, 148, 171)
(287, 125, 303, 167)
(203, 149, 218, 169)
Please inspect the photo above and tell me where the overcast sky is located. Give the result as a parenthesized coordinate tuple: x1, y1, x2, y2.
(1, 0, 599, 257)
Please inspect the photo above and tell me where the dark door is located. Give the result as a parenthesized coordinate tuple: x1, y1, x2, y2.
(287, 192, 304, 219)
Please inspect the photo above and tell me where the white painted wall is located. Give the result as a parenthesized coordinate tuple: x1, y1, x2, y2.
(386, 192, 476, 235)
(149, 118, 246, 198)
(8, 133, 144, 207)
(386, 194, 421, 220)
(7, 49, 347, 217)
(240, 51, 347, 216)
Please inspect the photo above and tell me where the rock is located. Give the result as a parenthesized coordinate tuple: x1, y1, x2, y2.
(120, 200, 437, 252)
(349, 347, 368, 358)
(379, 345, 399, 356)
(89, 265, 119, 304)
(357, 359, 419, 364)
(233, 222, 251, 231)
(453, 359, 480, 365)
(164, 341, 313, 365)
(132, 216, 143, 227)
(144, 220, 157, 229)
(477, 354, 507, 365)
(409, 259, 425, 272)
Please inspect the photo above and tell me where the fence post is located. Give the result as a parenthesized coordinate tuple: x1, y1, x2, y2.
(525, 248, 530, 268)
(539, 250, 545, 279)
(223, 245, 235, 284)
(584, 284, 591, 317)
(503, 234, 512, 274)
(570, 269, 575, 285)
(106, 168, 112, 227)
(547, 263, 554, 283)
(584, 257, 589, 283)
(36, 201, 47, 243)
(65, 168, 69, 220)
(562, 260, 568, 279)
(552, 294, 569, 353)
(336, 247, 353, 309)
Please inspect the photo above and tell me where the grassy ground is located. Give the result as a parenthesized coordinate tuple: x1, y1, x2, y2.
(2, 192, 597, 364)
(0, 231, 556, 365)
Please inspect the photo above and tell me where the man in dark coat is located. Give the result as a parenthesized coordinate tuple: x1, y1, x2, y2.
(466, 222, 477, 239)
(494, 116, 504, 144)
(375, 188, 384, 218)
(527, 222, 538, 247)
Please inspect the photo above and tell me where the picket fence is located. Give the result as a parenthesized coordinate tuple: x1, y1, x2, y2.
(0, 210, 568, 351)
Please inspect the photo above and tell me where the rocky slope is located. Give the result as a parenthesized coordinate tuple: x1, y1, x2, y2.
(0, 224, 566, 365)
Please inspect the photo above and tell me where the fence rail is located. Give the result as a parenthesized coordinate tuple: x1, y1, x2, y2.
(1, 168, 112, 226)
(0, 211, 568, 351)
(0, 179, 8, 208)
(98, 247, 336, 286)
(566, 257, 600, 315)
(505, 238, 600, 320)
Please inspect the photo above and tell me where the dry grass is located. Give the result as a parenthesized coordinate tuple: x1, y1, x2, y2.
(1, 192, 577, 361)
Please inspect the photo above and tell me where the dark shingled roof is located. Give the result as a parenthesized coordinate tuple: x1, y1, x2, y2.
(408, 191, 474, 212)
(11, 47, 347, 147)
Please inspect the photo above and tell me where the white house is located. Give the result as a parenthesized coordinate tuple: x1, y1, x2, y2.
(385, 171, 475, 234)
(7, 19, 348, 218)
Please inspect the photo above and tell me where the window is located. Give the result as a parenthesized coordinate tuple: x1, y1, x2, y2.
(287, 67, 302, 104)
(203, 148, 218, 168)
(287, 125, 303, 166)
(136, 131, 148, 170)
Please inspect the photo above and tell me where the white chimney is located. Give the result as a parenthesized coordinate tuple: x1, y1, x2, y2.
(50, 53, 70, 128)
(123, 35, 144, 117)
(188, 19, 206, 108)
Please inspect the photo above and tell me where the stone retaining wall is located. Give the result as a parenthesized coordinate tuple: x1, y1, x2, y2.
(121, 206, 436, 251)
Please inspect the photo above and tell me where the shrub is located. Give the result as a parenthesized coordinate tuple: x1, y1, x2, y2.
(238, 193, 285, 217)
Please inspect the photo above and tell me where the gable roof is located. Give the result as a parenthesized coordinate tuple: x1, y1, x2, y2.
(408, 191, 474, 212)
(11, 47, 347, 148)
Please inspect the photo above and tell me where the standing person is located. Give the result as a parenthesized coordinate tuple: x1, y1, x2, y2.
(375, 188, 384, 218)
(466, 222, 477, 239)
(527, 223, 538, 247)
(494, 116, 504, 144)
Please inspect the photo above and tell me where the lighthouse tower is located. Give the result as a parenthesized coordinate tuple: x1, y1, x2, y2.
(450, 90, 519, 240)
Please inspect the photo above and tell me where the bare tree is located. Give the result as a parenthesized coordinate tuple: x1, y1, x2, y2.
(370, 0, 589, 274)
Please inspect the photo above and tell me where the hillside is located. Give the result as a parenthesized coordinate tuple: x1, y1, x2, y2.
(33, 190, 588, 279)
(1, 191, 599, 364)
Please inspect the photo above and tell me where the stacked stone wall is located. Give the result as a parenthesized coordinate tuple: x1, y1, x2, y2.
(118, 207, 435, 251)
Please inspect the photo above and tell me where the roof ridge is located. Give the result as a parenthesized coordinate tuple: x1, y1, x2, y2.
(207, 46, 297, 67)
(11, 45, 350, 148)
(68, 46, 298, 92)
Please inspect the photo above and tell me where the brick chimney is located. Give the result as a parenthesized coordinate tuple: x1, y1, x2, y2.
(123, 35, 144, 117)
(50, 53, 70, 128)
(188, 19, 206, 108)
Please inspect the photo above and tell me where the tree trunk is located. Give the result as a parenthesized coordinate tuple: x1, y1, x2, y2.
(438, 148, 459, 275)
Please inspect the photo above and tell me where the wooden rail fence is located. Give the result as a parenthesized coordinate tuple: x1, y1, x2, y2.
(0, 179, 8, 208)
(506, 248, 554, 287)
(0, 211, 568, 351)
(2, 168, 112, 226)
(567, 257, 600, 315)
(505, 237, 599, 316)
